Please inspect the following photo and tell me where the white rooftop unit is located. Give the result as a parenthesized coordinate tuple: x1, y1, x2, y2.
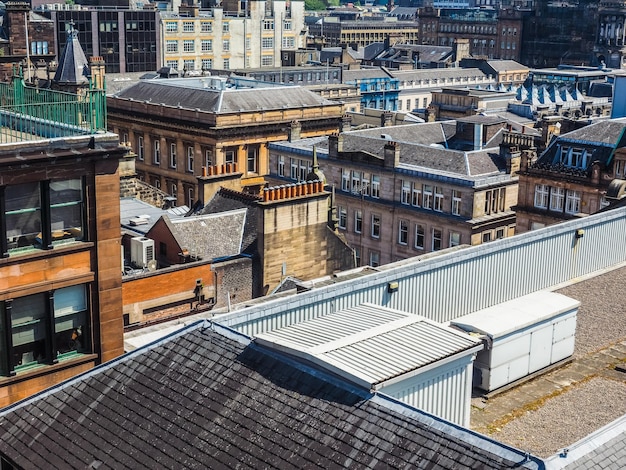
(254, 303, 482, 427)
(130, 236, 155, 268)
(450, 291, 580, 393)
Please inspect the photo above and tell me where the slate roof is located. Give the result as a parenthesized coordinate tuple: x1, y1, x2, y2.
(53, 27, 90, 85)
(534, 118, 626, 169)
(0, 322, 543, 469)
(555, 118, 626, 146)
(112, 80, 334, 114)
(199, 188, 260, 255)
(154, 209, 246, 260)
(337, 123, 508, 177)
(390, 67, 489, 82)
(343, 68, 392, 82)
(544, 413, 626, 469)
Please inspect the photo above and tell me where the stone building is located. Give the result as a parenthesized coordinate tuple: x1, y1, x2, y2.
(308, 16, 419, 49)
(0, 1, 56, 81)
(268, 116, 535, 267)
(418, 7, 523, 61)
(0, 75, 126, 407)
(107, 76, 344, 207)
(515, 118, 626, 233)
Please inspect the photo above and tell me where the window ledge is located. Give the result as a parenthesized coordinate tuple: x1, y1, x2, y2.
(1, 241, 94, 266)
(0, 353, 98, 386)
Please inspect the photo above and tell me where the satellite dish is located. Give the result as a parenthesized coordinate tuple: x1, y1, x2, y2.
(147, 260, 158, 272)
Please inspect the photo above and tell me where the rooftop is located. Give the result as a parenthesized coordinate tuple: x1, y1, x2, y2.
(0, 322, 543, 469)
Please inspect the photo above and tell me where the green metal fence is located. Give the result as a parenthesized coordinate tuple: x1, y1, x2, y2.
(0, 75, 107, 143)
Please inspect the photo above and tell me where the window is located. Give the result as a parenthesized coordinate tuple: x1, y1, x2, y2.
(351, 171, 361, 194)
(165, 22, 178, 32)
(31, 41, 49, 55)
(565, 190, 581, 214)
(432, 228, 442, 251)
(262, 37, 274, 49)
(183, 21, 194, 32)
(371, 175, 380, 198)
(0, 285, 89, 376)
(153, 139, 161, 164)
(187, 146, 194, 172)
(450, 231, 461, 247)
(422, 184, 433, 209)
(290, 158, 298, 180)
(187, 187, 194, 207)
(559, 146, 587, 168)
(550, 187, 564, 211)
(183, 40, 195, 53)
(401, 180, 410, 205)
(170, 183, 177, 198)
(247, 146, 258, 173)
(225, 149, 236, 165)
(355, 248, 361, 267)
(485, 188, 505, 214)
(204, 148, 213, 167)
(169, 143, 177, 168)
(355, 210, 362, 233)
(183, 60, 195, 71)
(338, 206, 347, 229)
(452, 190, 461, 215)
(398, 220, 408, 245)
(223, 59, 230, 69)
(414, 224, 425, 249)
(534, 184, 549, 209)
(369, 251, 380, 268)
(223, 40, 230, 52)
(137, 135, 144, 161)
(341, 169, 350, 191)
(482, 231, 492, 243)
(201, 39, 212, 52)
(3, 179, 85, 255)
(283, 37, 295, 49)
(411, 183, 421, 207)
(263, 20, 274, 30)
(371, 214, 381, 238)
(361, 173, 370, 196)
(166, 40, 178, 53)
(166, 60, 179, 70)
(496, 228, 505, 239)
(299, 160, 310, 182)
(201, 58, 212, 70)
(284, 20, 292, 30)
(278, 155, 285, 177)
(262, 55, 274, 66)
(434, 186, 444, 212)
(201, 22, 212, 32)
(223, 22, 229, 33)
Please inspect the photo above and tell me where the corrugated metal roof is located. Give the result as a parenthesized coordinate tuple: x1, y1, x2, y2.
(255, 303, 481, 388)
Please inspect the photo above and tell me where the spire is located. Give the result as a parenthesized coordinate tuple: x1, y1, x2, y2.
(53, 21, 90, 86)
(305, 145, 326, 184)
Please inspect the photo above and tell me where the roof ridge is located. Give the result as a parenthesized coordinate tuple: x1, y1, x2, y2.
(218, 187, 262, 203)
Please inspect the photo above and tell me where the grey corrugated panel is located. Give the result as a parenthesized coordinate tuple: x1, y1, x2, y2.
(218, 207, 626, 335)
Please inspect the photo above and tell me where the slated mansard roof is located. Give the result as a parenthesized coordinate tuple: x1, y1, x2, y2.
(338, 123, 507, 177)
(0, 323, 543, 469)
(113, 80, 334, 114)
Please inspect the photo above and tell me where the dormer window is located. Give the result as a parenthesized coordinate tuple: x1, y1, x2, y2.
(558, 146, 588, 169)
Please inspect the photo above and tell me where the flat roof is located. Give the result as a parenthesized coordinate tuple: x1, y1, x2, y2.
(450, 291, 581, 338)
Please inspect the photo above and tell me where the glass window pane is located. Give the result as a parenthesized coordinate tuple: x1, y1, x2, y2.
(11, 294, 47, 369)
(54, 285, 88, 355)
(49, 179, 84, 241)
(5, 182, 42, 251)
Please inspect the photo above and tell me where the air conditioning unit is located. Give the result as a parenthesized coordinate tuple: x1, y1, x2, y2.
(130, 237, 155, 268)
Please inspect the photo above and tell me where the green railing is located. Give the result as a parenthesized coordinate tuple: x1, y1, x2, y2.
(0, 74, 107, 143)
